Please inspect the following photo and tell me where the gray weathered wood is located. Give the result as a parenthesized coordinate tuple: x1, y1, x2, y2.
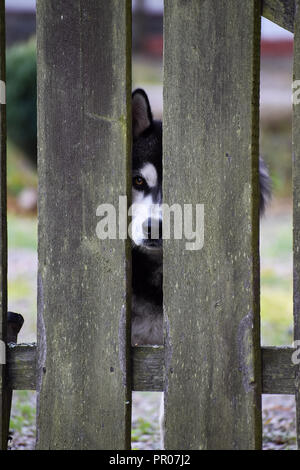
(163, 0, 262, 450)
(293, 0, 300, 449)
(5, 344, 300, 395)
(262, 347, 296, 394)
(36, 0, 132, 449)
(262, 0, 295, 33)
(0, 0, 7, 451)
(7, 343, 36, 390)
(132, 346, 298, 394)
(132, 346, 164, 392)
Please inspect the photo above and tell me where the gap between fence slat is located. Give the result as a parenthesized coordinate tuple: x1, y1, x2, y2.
(0, 0, 8, 451)
(293, 0, 300, 450)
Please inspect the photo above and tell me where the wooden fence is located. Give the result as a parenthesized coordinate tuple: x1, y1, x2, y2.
(0, 0, 300, 450)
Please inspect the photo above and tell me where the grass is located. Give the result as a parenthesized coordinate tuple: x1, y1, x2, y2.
(260, 121, 292, 200)
(261, 281, 293, 345)
(133, 56, 163, 87)
(8, 277, 32, 299)
(262, 224, 292, 259)
(7, 140, 37, 198)
(10, 391, 36, 439)
(8, 213, 37, 250)
(132, 418, 157, 442)
(260, 208, 293, 346)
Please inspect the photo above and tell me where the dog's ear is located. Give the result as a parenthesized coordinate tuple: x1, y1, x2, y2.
(132, 89, 153, 139)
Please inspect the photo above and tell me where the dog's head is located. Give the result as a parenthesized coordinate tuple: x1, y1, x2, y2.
(131, 89, 162, 256)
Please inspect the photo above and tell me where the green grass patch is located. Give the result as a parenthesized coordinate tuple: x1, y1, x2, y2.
(260, 211, 293, 346)
(132, 418, 157, 442)
(8, 214, 37, 250)
(8, 277, 32, 300)
(7, 140, 37, 197)
(261, 121, 292, 199)
(261, 270, 293, 346)
(263, 229, 292, 259)
(133, 58, 162, 86)
(261, 268, 291, 289)
(10, 391, 36, 434)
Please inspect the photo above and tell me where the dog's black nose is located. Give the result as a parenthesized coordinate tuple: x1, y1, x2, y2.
(147, 218, 162, 239)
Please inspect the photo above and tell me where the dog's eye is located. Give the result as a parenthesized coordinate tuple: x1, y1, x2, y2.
(133, 176, 146, 189)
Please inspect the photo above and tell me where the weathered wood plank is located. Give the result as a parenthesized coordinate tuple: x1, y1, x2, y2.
(293, 0, 300, 449)
(163, 0, 262, 450)
(2, 314, 24, 449)
(134, 346, 299, 394)
(262, 0, 295, 33)
(5, 344, 300, 395)
(132, 346, 164, 392)
(262, 347, 296, 394)
(6, 343, 36, 390)
(0, 0, 7, 451)
(36, 0, 132, 449)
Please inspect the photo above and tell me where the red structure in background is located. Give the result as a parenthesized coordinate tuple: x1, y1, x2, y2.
(142, 36, 163, 57)
(140, 36, 294, 59)
(261, 39, 293, 57)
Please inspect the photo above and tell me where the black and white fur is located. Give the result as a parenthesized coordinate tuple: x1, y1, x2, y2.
(131, 89, 163, 346)
(131, 89, 270, 347)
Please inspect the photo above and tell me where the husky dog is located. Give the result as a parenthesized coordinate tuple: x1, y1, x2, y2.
(131, 89, 270, 347)
(131, 89, 163, 346)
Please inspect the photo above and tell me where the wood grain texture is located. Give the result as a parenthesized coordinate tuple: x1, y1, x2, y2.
(36, 0, 132, 449)
(7, 343, 36, 390)
(5, 344, 300, 395)
(163, 0, 262, 450)
(293, 0, 300, 449)
(262, 0, 295, 32)
(262, 347, 297, 394)
(0, 0, 7, 450)
(132, 346, 164, 391)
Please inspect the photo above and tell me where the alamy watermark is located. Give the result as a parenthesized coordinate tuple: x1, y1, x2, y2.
(96, 196, 204, 251)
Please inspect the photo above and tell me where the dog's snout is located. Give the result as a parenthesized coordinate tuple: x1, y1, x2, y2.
(145, 218, 162, 240)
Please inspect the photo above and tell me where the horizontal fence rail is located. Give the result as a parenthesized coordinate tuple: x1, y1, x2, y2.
(6, 344, 300, 395)
(262, 0, 295, 32)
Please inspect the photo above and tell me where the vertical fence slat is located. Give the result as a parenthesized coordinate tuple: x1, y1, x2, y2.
(0, 0, 7, 451)
(36, 0, 132, 449)
(293, 0, 300, 450)
(163, 0, 262, 449)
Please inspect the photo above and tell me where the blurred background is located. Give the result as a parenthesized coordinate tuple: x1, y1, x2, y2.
(5, 0, 296, 450)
